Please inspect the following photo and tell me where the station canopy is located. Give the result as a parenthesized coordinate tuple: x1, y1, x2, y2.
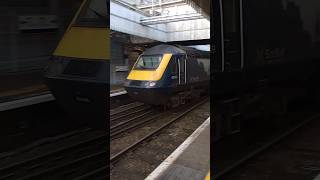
(115, 0, 209, 25)
(111, 0, 210, 43)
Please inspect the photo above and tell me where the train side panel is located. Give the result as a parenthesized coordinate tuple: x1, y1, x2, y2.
(244, 0, 320, 67)
(212, 0, 320, 97)
(242, 0, 320, 88)
(186, 54, 210, 86)
(212, 0, 320, 139)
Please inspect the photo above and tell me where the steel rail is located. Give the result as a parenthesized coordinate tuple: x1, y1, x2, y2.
(110, 97, 209, 163)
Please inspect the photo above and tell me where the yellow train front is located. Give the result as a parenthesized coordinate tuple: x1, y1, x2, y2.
(124, 44, 210, 107)
(44, 0, 109, 128)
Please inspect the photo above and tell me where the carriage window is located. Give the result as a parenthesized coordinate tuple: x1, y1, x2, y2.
(75, 0, 108, 27)
(134, 55, 163, 70)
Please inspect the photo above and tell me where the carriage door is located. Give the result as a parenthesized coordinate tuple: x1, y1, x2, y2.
(218, 0, 244, 71)
(170, 56, 179, 86)
(177, 55, 186, 85)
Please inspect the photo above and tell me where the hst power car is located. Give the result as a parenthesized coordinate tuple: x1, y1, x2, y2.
(124, 44, 210, 108)
(45, 0, 109, 128)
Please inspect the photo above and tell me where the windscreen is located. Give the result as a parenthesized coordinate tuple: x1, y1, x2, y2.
(75, 0, 108, 27)
(134, 55, 163, 70)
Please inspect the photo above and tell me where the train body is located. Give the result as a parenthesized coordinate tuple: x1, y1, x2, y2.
(45, 0, 109, 128)
(211, 0, 320, 139)
(124, 44, 210, 106)
(212, 0, 320, 96)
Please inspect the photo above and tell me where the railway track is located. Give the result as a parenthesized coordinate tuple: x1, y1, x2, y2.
(110, 102, 163, 139)
(110, 97, 209, 165)
(110, 92, 132, 110)
(0, 99, 149, 179)
(0, 129, 107, 180)
(110, 102, 153, 125)
(110, 102, 145, 116)
(213, 105, 320, 179)
(87, 98, 208, 176)
(0, 94, 208, 179)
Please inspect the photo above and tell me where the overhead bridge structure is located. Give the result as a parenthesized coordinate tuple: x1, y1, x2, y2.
(110, 0, 210, 42)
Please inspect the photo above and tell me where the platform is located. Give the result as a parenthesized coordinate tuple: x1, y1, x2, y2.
(0, 92, 54, 111)
(145, 117, 210, 180)
(110, 85, 127, 97)
(0, 71, 48, 103)
(0, 84, 127, 111)
(110, 90, 127, 97)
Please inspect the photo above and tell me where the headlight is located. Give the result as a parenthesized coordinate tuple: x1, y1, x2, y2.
(145, 81, 156, 87)
(149, 81, 156, 87)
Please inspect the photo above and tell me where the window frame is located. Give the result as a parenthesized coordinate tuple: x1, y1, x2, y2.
(133, 54, 164, 70)
(73, 0, 108, 28)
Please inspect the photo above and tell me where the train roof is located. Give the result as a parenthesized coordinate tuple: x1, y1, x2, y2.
(143, 44, 209, 57)
(176, 45, 210, 57)
(143, 44, 185, 55)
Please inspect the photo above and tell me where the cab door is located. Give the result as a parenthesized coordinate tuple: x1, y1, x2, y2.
(223, 0, 243, 71)
(170, 56, 179, 86)
(213, 0, 244, 72)
(177, 55, 186, 85)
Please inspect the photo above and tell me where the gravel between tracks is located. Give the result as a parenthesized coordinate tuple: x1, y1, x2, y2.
(110, 101, 210, 180)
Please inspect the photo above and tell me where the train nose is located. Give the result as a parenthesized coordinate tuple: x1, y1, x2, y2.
(124, 86, 170, 105)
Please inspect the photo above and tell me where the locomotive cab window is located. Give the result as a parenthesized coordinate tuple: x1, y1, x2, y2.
(75, 0, 108, 27)
(134, 55, 163, 70)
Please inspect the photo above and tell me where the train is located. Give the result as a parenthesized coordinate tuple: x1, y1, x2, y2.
(124, 44, 210, 108)
(211, 0, 320, 140)
(44, 0, 109, 128)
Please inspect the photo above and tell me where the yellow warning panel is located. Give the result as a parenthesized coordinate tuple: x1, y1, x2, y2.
(53, 27, 109, 60)
(205, 171, 210, 180)
(127, 54, 172, 81)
